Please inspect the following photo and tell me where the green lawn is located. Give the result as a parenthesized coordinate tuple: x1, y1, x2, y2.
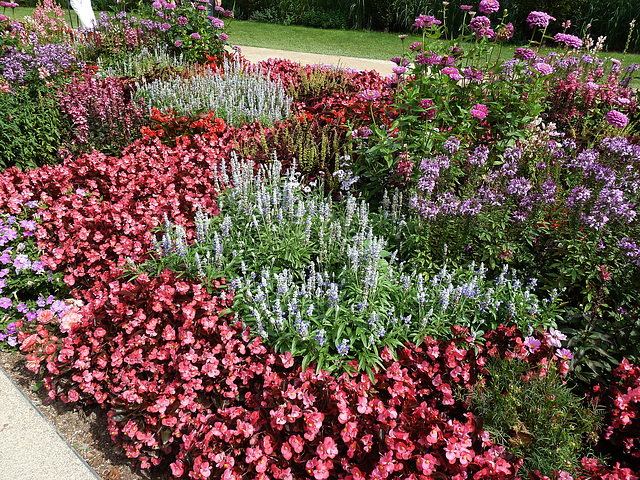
(229, 20, 640, 69)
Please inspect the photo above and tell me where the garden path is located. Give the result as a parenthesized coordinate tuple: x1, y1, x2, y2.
(236, 45, 396, 76)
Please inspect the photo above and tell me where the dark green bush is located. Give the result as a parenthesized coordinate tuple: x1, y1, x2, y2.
(0, 83, 63, 171)
(300, 7, 347, 29)
(469, 357, 604, 475)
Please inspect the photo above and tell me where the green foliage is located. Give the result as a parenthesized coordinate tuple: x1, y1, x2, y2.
(300, 7, 347, 29)
(129, 154, 560, 376)
(468, 357, 604, 475)
(0, 83, 63, 171)
(563, 308, 640, 387)
(135, 58, 293, 126)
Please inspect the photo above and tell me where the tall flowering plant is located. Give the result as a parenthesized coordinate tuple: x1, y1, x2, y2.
(148, 0, 233, 63)
(352, 4, 550, 204)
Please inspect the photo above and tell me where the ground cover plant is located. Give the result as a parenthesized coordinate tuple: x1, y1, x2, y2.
(1, 0, 640, 478)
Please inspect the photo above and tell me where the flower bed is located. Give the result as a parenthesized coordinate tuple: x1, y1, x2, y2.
(1, 0, 639, 478)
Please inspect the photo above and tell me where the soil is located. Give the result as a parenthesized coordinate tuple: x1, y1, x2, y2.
(0, 350, 173, 480)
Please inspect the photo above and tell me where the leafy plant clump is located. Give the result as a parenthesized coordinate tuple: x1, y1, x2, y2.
(0, 204, 69, 350)
(131, 154, 560, 375)
(135, 58, 293, 127)
(468, 357, 604, 475)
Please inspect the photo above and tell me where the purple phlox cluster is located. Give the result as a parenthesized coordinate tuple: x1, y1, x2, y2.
(513, 47, 536, 61)
(441, 66, 461, 81)
(593, 187, 637, 224)
(526, 11, 555, 29)
(566, 186, 592, 208)
(443, 136, 461, 154)
(506, 177, 532, 197)
(553, 33, 582, 49)
(618, 237, 640, 266)
(418, 158, 441, 194)
(532, 62, 553, 75)
(469, 15, 494, 38)
(605, 110, 629, 129)
(412, 14, 442, 29)
(211, 17, 224, 29)
(539, 179, 557, 204)
(469, 145, 489, 166)
(478, 0, 499, 15)
(601, 137, 640, 161)
(567, 148, 599, 173)
(581, 54, 594, 65)
(0, 40, 78, 85)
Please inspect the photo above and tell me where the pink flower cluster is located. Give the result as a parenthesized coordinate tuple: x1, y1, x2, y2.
(478, 0, 499, 15)
(594, 359, 640, 459)
(21, 307, 614, 479)
(526, 11, 556, 29)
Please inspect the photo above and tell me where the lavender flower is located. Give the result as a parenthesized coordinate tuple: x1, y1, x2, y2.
(337, 338, 350, 356)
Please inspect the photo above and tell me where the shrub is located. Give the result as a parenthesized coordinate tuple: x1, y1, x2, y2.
(0, 83, 63, 170)
(58, 70, 147, 157)
(0, 125, 236, 290)
(468, 356, 603, 475)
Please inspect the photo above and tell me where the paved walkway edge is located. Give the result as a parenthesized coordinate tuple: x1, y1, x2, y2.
(234, 45, 396, 76)
(0, 364, 102, 480)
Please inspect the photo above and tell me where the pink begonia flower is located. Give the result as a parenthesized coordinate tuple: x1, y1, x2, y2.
(59, 307, 83, 333)
(470, 103, 489, 120)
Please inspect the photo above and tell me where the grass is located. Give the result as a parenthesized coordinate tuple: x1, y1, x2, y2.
(230, 20, 640, 66)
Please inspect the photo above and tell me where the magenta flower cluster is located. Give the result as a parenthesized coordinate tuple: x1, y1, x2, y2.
(478, 0, 499, 15)
(526, 11, 556, 28)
